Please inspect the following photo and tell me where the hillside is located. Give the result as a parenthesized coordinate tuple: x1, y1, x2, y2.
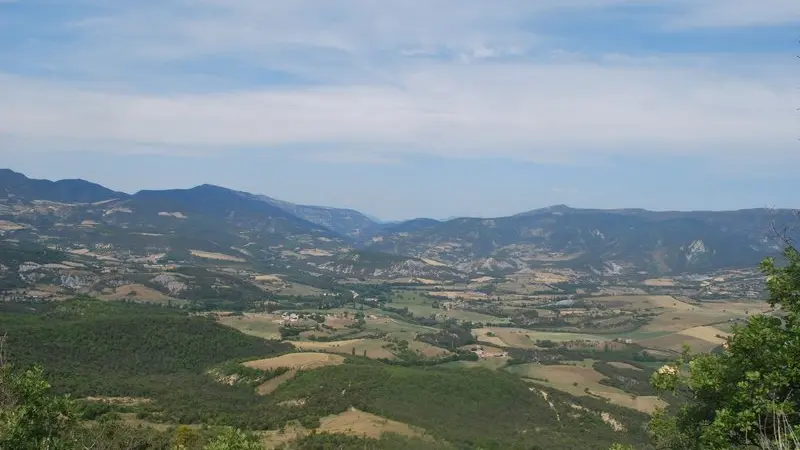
(0, 169, 126, 203)
(365, 206, 797, 276)
(318, 250, 464, 280)
(0, 170, 460, 287)
(258, 195, 382, 238)
(1, 298, 652, 449)
(0, 169, 796, 282)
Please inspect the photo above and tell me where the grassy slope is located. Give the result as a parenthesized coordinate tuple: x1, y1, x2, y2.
(0, 299, 652, 449)
(272, 363, 651, 449)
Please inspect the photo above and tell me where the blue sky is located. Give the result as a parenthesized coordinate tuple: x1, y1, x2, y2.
(0, 1, 798, 221)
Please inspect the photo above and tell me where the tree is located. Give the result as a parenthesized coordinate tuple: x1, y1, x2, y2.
(650, 244, 800, 449)
(203, 427, 262, 450)
(173, 425, 204, 449)
(0, 342, 80, 450)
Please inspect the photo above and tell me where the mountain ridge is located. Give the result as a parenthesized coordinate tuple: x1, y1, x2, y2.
(0, 168, 796, 277)
(0, 169, 128, 204)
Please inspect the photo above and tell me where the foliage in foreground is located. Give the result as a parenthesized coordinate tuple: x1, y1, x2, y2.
(649, 245, 800, 449)
(0, 351, 266, 449)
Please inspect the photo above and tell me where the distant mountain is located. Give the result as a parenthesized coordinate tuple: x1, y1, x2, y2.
(0, 169, 126, 203)
(0, 171, 458, 281)
(128, 185, 330, 235)
(364, 206, 798, 275)
(318, 250, 464, 280)
(257, 195, 382, 238)
(0, 168, 796, 278)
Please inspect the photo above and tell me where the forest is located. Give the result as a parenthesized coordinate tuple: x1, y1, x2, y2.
(0, 297, 651, 449)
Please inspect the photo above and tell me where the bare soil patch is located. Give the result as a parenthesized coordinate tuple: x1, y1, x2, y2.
(325, 316, 357, 329)
(677, 326, 728, 344)
(255, 274, 283, 283)
(298, 249, 333, 257)
(470, 276, 495, 283)
(608, 362, 643, 372)
(101, 284, 178, 304)
(644, 278, 676, 287)
(319, 408, 426, 439)
(158, 211, 187, 219)
(189, 250, 246, 262)
(260, 409, 428, 448)
(0, 220, 25, 231)
(530, 271, 570, 284)
(256, 370, 298, 395)
(244, 353, 345, 371)
(421, 258, 448, 267)
(411, 278, 440, 285)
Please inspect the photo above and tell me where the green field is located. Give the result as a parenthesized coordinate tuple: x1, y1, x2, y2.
(388, 292, 510, 324)
(218, 313, 283, 340)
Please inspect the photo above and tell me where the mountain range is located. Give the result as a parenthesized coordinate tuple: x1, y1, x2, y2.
(0, 168, 796, 279)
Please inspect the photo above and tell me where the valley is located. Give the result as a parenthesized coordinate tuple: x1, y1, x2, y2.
(0, 169, 792, 449)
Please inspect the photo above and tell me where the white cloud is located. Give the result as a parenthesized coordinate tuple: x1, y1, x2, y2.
(42, 0, 798, 80)
(1, 0, 798, 167)
(0, 57, 795, 165)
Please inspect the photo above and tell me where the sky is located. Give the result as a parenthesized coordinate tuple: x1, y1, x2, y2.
(0, 1, 799, 221)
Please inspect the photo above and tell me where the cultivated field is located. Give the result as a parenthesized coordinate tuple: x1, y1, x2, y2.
(244, 353, 346, 396)
(298, 249, 333, 257)
(219, 313, 284, 340)
(608, 362, 642, 371)
(639, 325, 729, 353)
(100, 284, 181, 305)
(288, 339, 396, 360)
(0, 220, 25, 231)
(390, 291, 509, 324)
(319, 408, 427, 439)
(643, 278, 677, 287)
(474, 327, 612, 348)
(507, 362, 666, 414)
(254, 274, 283, 283)
(189, 250, 246, 262)
(363, 316, 439, 335)
(256, 371, 301, 396)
